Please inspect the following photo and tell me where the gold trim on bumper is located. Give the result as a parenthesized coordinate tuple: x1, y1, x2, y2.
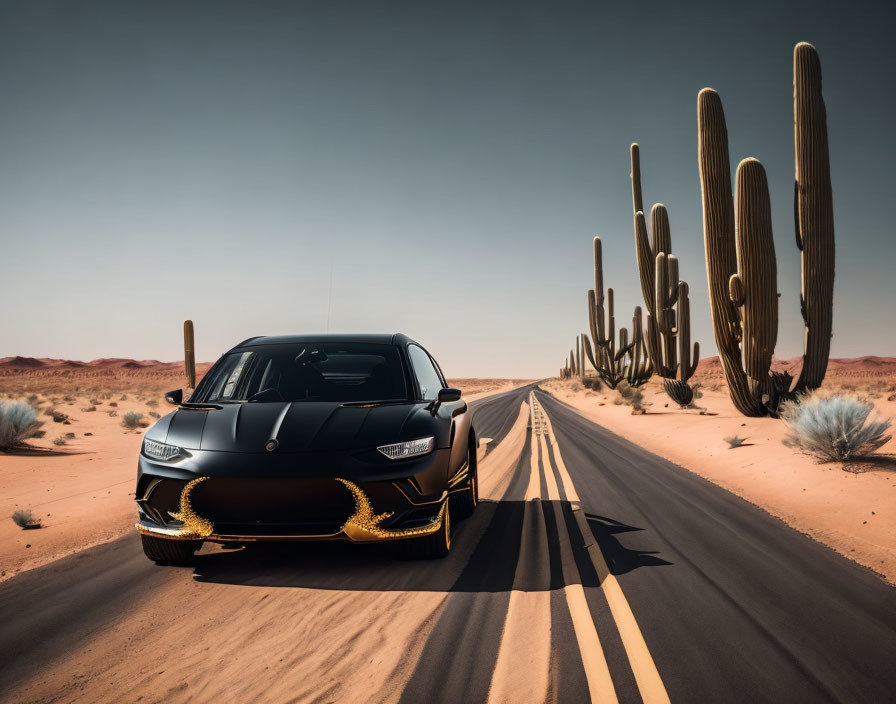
(135, 476, 212, 541)
(336, 478, 446, 542)
(135, 476, 446, 543)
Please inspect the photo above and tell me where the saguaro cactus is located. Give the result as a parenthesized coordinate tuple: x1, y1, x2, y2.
(183, 319, 196, 390)
(584, 236, 653, 389)
(630, 144, 700, 405)
(697, 42, 834, 416)
(794, 42, 835, 391)
(733, 159, 778, 399)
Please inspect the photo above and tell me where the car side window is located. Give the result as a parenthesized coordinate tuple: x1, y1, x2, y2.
(407, 344, 444, 401)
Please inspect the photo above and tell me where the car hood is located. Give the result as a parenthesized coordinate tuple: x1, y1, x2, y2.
(154, 401, 438, 453)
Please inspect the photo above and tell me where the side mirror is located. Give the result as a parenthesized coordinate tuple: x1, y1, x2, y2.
(165, 389, 183, 406)
(438, 388, 462, 403)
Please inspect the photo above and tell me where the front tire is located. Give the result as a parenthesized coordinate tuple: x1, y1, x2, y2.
(449, 447, 478, 521)
(397, 503, 451, 559)
(141, 534, 201, 565)
(450, 469, 478, 521)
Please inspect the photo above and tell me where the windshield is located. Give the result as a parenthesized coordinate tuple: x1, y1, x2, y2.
(194, 343, 409, 403)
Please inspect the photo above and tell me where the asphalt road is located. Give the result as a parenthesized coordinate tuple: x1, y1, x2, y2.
(2, 384, 895, 703)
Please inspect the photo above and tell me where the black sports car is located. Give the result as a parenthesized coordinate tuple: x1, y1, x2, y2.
(135, 333, 477, 563)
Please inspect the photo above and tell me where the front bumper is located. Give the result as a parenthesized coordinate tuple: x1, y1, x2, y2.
(135, 474, 448, 544)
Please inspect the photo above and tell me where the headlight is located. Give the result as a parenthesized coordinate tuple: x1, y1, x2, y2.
(142, 438, 184, 461)
(377, 436, 435, 460)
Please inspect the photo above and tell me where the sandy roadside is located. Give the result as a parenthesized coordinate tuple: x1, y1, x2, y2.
(540, 379, 896, 583)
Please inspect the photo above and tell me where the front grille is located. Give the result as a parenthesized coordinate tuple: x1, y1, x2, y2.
(190, 477, 355, 534)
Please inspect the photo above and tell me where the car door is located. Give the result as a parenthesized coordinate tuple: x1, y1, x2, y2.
(406, 344, 470, 483)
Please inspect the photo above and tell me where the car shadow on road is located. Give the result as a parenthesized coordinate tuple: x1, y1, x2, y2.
(192, 500, 671, 591)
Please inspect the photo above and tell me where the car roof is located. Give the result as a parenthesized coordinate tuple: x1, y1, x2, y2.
(228, 333, 416, 352)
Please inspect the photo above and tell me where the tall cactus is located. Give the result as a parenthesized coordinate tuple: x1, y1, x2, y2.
(630, 144, 700, 405)
(794, 42, 835, 392)
(697, 43, 834, 417)
(183, 319, 196, 390)
(584, 236, 653, 389)
(733, 159, 778, 399)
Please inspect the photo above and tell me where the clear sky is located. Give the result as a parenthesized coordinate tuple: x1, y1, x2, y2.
(1, 1, 893, 377)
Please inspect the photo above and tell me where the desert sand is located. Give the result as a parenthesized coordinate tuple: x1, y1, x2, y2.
(542, 355, 896, 582)
(0, 357, 532, 581)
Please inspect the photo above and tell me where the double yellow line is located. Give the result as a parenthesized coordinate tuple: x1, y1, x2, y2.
(488, 393, 669, 704)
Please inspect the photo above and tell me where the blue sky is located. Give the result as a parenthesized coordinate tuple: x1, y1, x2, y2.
(1, 1, 893, 377)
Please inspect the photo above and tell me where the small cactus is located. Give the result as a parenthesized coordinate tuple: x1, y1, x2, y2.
(184, 319, 196, 390)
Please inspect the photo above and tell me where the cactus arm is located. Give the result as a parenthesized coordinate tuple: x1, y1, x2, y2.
(593, 237, 605, 309)
(631, 143, 644, 216)
(634, 212, 656, 317)
(793, 42, 834, 392)
(676, 282, 692, 381)
(728, 274, 745, 306)
(583, 334, 598, 371)
(687, 341, 700, 380)
(654, 253, 668, 333)
(666, 254, 679, 308)
(606, 288, 616, 359)
(646, 314, 663, 374)
(650, 203, 672, 259)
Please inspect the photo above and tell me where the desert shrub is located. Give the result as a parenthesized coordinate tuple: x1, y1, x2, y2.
(109, 401, 118, 407)
(616, 381, 645, 413)
(109, 410, 117, 417)
(723, 435, 747, 449)
(82, 405, 97, 412)
(63, 395, 75, 403)
(44, 408, 69, 423)
(52, 435, 67, 446)
(65, 432, 75, 439)
(149, 411, 161, 419)
(781, 393, 892, 462)
(122, 411, 143, 429)
(89, 398, 100, 406)
(120, 394, 128, 401)
(0, 402, 46, 450)
(12, 509, 40, 528)
(146, 398, 159, 407)
(27, 394, 38, 404)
